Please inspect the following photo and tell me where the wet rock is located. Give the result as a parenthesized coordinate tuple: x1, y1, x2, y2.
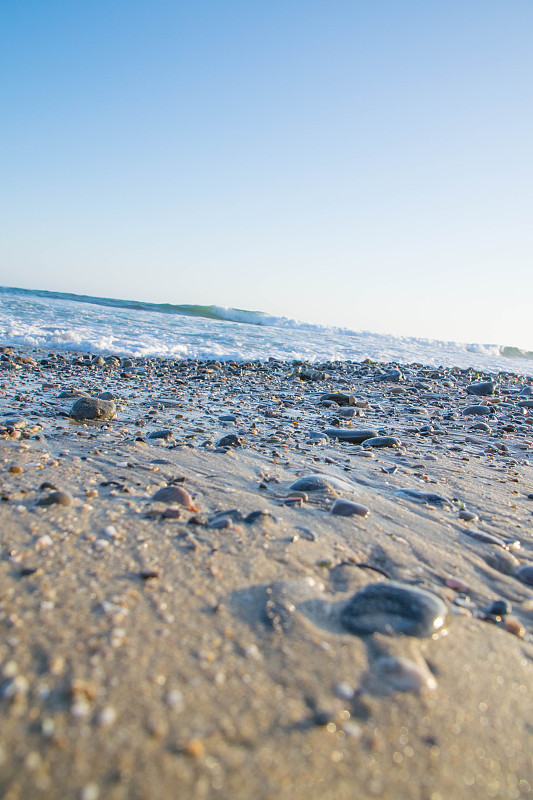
(362, 436, 401, 448)
(245, 510, 278, 525)
(396, 489, 449, 505)
(216, 434, 242, 448)
(516, 565, 533, 587)
(97, 391, 117, 400)
(458, 509, 479, 522)
(289, 474, 357, 494)
(330, 499, 370, 517)
(467, 381, 497, 396)
(464, 530, 507, 547)
(324, 428, 379, 444)
(375, 369, 403, 383)
(463, 405, 492, 417)
(319, 393, 355, 406)
(518, 400, 533, 409)
(37, 491, 73, 507)
(147, 429, 174, 440)
(341, 581, 447, 637)
(487, 599, 511, 617)
(70, 397, 116, 421)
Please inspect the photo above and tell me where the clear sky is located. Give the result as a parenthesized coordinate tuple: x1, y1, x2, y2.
(1, 1, 532, 348)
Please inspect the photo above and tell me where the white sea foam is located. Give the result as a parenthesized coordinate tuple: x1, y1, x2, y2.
(0, 286, 532, 376)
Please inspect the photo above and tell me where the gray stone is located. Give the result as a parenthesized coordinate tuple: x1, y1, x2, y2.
(341, 582, 447, 637)
(70, 397, 116, 421)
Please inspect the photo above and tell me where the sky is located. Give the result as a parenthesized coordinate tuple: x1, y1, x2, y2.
(1, 0, 532, 348)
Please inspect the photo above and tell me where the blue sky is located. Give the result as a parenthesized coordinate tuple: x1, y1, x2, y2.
(1, 1, 532, 348)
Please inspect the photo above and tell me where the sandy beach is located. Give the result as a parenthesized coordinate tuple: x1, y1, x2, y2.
(1, 347, 533, 799)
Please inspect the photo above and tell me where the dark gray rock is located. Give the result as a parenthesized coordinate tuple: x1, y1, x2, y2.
(362, 436, 401, 448)
(324, 428, 379, 444)
(216, 434, 242, 448)
(341, 582, 447, 637)
(330, 499, 369, 517)
(37, 491, 73, 507)
(466, 381, 497, 396)
(516, 565, 533, 586)
(463, 405, 492, 417)
(70, 397, 116, 421)
(289, 474, 357, 493)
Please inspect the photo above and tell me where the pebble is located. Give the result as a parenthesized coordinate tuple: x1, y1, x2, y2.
(516, 565, 533, 587)
(463, 405, 492, 417)
(466, 381, 497, 396)
(484, 549, 520, 574)
(330, 498, 370, 517)
(151, 485, 198, 510)
(324, 428, 379, 444)
(362, 436, 401, 448)
(289, 474, 357, 493)
(70, 397, 116, 421)
(487, 599, 511, 616)
(458, 509, 479, 522)
(147, 429, 173, 440)
(37, 490, 73, 507)
(368, 656, 437, 693)
(396, 489, 449, 505)
(319, 393, 355, 406)
(216, 434, 242, 448)
(340, 581, 447, 637)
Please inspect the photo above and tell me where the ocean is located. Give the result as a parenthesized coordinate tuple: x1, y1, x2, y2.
(0, 285, 532, 376)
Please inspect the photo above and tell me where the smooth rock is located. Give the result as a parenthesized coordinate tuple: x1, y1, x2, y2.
(151, 486, 198, 510)
(466, 381, 497, 396)
(324, 428, 379, 444)
(216, 434, 242, 448)
(70, 397, 116, 421)
(362, 436, 401, 448)
(330, 499, 370, 517)
(147, 429, 173, 440)
(396, 489, 449, 506)
(319, 393, 355, 406)
(516, 565, 533, 587)
(463, 405, 492, 417)
(289, 474, 357, 494)
(37, 491, 73, 507)
(341, 582, 447, 637)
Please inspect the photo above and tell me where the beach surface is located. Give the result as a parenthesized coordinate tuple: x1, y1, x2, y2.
(1, 348, 533, 799)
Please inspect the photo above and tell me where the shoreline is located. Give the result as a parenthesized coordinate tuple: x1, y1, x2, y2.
(1, 346, 533, 799)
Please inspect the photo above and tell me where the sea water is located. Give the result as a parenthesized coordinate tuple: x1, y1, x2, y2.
(0, 286, 532, 376)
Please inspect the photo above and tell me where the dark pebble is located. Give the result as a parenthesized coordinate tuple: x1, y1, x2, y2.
(463, 405, 492, 417)
(466, 381, 497, 396)
(330, 499, 370, 517)
(37, 491, 73, 507)
(324, 428, 379, 444)
(362, 436, 401, 448)
(319, 393, 355, 406)
(341, 582, 447, 637)
(245, 510, 278, 525)
(516, 565, 533, 586)
(216, 434, 242, 448)
(487, 599, 511, 616)
(147, 429, 174, 440)
(140, 569, 160, 580)
(396, 489, 449, 506)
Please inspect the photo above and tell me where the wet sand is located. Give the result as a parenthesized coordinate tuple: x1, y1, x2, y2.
(1, 348, 533, 799)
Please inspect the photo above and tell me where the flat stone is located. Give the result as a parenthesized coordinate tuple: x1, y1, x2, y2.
(289, 474, 357, 494)
(324, 428, 379, 444)
(396, 489, 449, 505)
(216, 434, 242, 448)
(463, 405, 492, 417)
(362, 436, 401, 448)
(341, 582, 447, 637)
(330, 499, 369, 517)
